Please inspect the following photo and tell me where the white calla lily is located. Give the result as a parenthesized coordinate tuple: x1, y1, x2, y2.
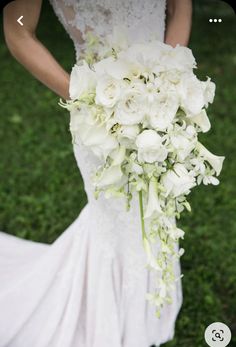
(189, 110, 211, 133)
(144, 177, 162, 219)
(196, 142, 225, 176)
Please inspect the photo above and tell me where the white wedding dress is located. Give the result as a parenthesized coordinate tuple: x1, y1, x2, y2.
(0, 1, 183, 346)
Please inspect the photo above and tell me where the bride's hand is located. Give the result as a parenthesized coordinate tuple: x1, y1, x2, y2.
(165, 0, 192, 47)
(3, 0, 70, 100)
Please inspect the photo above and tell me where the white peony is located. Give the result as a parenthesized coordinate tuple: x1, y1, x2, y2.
(95, 75, 122, 108)
(161, 44, 196, 72)
(148, 93, 179, 131)
(118, 40, 168, 75)
(136, 130, 168, 163)
(69, 61, 96, 100)
(161, 163, 196, 197)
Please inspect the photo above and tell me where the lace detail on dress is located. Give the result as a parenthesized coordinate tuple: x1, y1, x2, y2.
(49, 0, 167, 61)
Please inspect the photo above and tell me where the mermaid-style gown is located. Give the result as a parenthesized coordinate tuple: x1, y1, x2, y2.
(0, 1, 183, 346)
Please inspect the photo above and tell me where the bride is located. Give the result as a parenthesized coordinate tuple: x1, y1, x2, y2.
(1, 1, 192, 346)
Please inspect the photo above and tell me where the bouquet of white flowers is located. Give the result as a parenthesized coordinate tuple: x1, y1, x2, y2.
(61, 30, 225, 317)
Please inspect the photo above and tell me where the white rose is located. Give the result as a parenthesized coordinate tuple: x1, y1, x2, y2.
(95, 75, 121, 108)
(177, 73, 205, 115)
(148, 93, 179, 131)
(161, 163, 196, 197)
(196, 142, 225, 176)
(69, 61, 96, 100)
(135, 130, 168, 163)
(114, 89, 148, 125)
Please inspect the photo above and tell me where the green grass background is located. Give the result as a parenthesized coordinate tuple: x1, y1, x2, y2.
(0, 1, 235, 346)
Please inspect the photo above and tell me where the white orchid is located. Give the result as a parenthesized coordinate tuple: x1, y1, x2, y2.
(143, 237, 162, 271)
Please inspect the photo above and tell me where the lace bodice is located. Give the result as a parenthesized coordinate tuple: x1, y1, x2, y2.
(49, 0, 167, 61)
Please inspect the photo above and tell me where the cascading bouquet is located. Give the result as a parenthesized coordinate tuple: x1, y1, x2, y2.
(61, 30, 225, 317)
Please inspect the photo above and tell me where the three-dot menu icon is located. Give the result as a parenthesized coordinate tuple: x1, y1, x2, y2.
(209, 18, 223, 22)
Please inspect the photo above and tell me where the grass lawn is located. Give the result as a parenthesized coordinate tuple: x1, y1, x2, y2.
(0, 1, 235, 346)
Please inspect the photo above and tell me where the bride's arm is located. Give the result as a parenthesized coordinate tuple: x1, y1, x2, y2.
(3, 0, 70, 99)
(165, 0, 192, 47)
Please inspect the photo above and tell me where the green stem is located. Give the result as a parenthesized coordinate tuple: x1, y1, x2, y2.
(139, 190, 146, 240)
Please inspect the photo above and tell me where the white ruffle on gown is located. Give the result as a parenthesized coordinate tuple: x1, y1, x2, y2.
(0, 0, 183, 346)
